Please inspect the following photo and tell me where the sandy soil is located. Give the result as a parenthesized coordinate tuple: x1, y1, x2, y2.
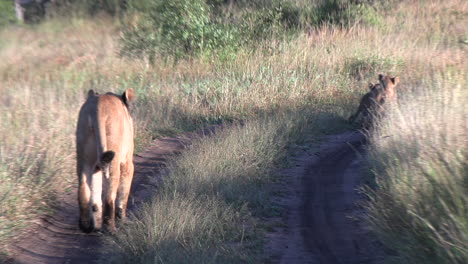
(265, 131, 386, 264)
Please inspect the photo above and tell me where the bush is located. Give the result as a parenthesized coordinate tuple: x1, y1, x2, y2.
(119, 0, 308, 63)
(0, 0, 17, 27)
(120, 0, 240, 62)
(308, 0, 381, 27)
(240, 7, 284, 40)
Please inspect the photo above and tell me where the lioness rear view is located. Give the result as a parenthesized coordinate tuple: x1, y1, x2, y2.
(76, 89, 135, 233)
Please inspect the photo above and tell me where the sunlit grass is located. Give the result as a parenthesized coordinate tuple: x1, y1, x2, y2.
(365, 71, 467, 263)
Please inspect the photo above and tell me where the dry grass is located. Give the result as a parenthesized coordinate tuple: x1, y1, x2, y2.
(0, 84, 79, 248)
(365, 71, 467, 263)
(105, 194, 251, 263)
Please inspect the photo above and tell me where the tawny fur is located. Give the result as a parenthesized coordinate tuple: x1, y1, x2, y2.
(76, 89, 135, 233)
(378, 74, 400, 103)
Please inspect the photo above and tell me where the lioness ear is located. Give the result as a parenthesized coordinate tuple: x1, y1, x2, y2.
(368, 83, 374, 90)
(378, 74, 384, 81)
(87, 89, 95, 98)
(122, 88, 136, 106)
(391, 76, 400, 85)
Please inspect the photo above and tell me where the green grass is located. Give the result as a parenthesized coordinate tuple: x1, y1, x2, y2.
(0, 0, 16, 27)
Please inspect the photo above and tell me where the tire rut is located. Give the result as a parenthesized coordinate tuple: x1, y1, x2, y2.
(303, 135, 369, 264)
(266, 131, 385, 264)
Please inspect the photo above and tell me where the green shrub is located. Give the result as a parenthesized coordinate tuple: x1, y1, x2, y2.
(83, 0, 127, 16)
(119, 0, 307, 62)
(120, 0, 240, 62)
(0, 0, 17, 27)
(308, 0, 381, 27)
(240, 7, 284, 41)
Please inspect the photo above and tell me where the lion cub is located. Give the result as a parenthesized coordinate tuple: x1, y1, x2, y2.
(348, 74, 400, 128)
(76, 89, 135, 233)
(378, 74, 400, 103)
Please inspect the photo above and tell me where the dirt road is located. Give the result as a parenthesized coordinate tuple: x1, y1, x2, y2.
(266, 131, 385, 264)
(6, 134, 194, 264)
(7, 129, 383, 264)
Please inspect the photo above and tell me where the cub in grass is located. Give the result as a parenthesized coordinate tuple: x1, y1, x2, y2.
(348, 74, 400, 128)
(76, 89, 135, 233)
(378, 74, 400, 103)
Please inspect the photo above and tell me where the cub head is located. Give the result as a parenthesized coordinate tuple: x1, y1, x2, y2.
(378, 74, 400, 101)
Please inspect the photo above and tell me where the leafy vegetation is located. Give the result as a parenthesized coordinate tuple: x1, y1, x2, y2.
(119, 0, 382, 62)
(120, 0, 238, 62)
(0, 0, 16, 27)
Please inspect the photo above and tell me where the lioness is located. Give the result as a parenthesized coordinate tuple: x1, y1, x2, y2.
(76, 89, 135, 233)
(348, 74, 400, 128)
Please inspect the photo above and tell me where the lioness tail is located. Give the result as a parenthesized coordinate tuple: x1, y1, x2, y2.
(100, 151, 115, 167)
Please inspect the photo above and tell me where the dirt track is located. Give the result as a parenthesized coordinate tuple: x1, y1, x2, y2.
(266, 131, 385, 264)
(7, 130, 384, 264)
(7, 134, 194, 264)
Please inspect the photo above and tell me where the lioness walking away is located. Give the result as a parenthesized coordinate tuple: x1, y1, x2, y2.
(76, 89, 135, 233)
(349, 74, 400, 128)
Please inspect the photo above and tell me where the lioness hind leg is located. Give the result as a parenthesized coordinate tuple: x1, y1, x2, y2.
(116, 161, 134, 222)
(78, 164, 93, 233)
(103, 159, 120, 232)
(90, 170, 103, 231)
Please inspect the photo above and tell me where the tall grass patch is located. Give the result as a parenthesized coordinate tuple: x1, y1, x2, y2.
(365, 72, 468, 263)
(0, 84, 81, 248)
(106, 194, 249, 263)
